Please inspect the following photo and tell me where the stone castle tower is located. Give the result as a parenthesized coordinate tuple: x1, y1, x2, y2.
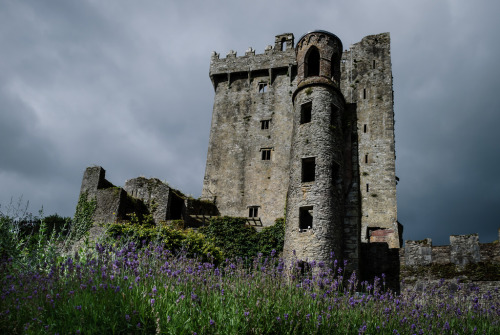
(202, 30, 400, 273)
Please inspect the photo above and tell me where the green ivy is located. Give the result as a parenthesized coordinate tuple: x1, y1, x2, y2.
(70, 192, 96, 241)
(200, 217, 285, 260)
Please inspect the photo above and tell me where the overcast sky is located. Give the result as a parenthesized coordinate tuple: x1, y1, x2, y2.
(1, 0, 499, 245)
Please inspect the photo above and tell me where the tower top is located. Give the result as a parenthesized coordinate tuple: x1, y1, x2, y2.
(296, 30, 343, 51)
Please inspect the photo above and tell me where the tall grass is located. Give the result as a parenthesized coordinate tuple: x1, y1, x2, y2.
(1, 239, 498, 334)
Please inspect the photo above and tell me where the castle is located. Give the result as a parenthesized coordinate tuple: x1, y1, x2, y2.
(79, 30, 401, 279)
(202, 31, 400, 273)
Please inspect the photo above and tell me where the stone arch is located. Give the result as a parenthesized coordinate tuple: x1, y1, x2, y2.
(304, 46, 320, 78)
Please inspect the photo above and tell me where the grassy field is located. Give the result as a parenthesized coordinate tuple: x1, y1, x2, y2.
(1, 240, 499, 334)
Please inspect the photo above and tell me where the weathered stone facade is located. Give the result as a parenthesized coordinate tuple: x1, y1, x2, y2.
(400, 230, 500, 295)
(79, 166, 218, 226)
(202, 31, 400, 275)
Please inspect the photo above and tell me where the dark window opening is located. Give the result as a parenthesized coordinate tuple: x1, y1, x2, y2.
(301, 157, 316, 182)
(363, 88, 367, 99)
(331, 104, 339, 126)
(169, 193, 184, 220)
(305, 47, 320, 77)
(281, 37, 287, 51)
(366, 183, 369, 192)
(373, 60, 376, 69)
(248, 206, 259, 218)
(300, 102, 312, 124)
(261, 149, 271, 160)
(258, 82, 268, 93)
(261, 120, 270, 130)
(332, 162, 340, 184)
(299, 206, 313, 231)
(365, 154, 368, 164)
(364, 124, 367, 133)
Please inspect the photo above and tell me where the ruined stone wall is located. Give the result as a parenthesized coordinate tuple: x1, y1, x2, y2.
(202, 34, 297, 227)
(340, 33, 399, 248)
(403, 232, 500, 268)
(124, 177, 171, 222)
(79, 166, 215, 225)
(400, 231, 500, 293)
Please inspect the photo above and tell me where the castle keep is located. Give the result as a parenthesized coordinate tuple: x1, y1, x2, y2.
(202, 31, 400, 271)
(79, 30, 402, 278)
(78, 30, 500, 290)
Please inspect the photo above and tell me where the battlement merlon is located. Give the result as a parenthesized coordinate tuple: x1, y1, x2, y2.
(209, 33, 297, 89)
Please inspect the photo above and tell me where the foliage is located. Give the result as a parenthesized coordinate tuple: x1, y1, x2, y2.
(1, 242, 499, 334)
(0, 199, 69, 272)
(200, 217, 285, 260)
(106, 220, 223, 264)
(257, 217, 285, 256)
(69, 192, 96, 241)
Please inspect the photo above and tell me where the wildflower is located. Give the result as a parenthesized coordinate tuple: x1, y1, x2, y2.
(124, 275, 128, 280)
(209, 319, 215, 327)
(75, 305, 82, 311)
(150, 299, 155, 305)
(244, 311, 250, 317)
(125, 315, 130, 321)
(284, 313, 288, 320)
(137, 323, 141, 328)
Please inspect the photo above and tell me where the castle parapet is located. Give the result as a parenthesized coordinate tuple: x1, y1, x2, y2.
(209, 34, 296, 89)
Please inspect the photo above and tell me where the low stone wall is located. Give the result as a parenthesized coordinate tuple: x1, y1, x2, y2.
(400, 230, 500, 295)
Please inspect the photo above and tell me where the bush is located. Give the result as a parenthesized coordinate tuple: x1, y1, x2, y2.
(200, 216, 285, 259)
(106, 221, 223, 264)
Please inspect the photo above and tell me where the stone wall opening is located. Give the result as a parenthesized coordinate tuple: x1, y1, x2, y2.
(300, 102, 312, 124)
(302, 157, 316, 183)
(299, 206, 313, 231)
(304, 47, 320, 77)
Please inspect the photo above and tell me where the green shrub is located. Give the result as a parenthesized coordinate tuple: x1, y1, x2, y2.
(106, 221, 223, 264)
(200, 216, 285, 259)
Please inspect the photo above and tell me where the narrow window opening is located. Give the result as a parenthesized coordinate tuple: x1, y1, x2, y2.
(365, 154, 368, 164)
(301, 157, 316, 183)
(261, 148, 271, 161)
(364, 124, 367, 133)
(366, 183, 369, 192)
(330, 104, 339, 126)
(281, 37, 287, 51)
(373, 60, 376, 69)
(261, 120, 270, 130)
(300, 102, 312, 124)
(305, 47, 320, 77)
(363, 88, 367, 99)
(299, 206, 313, 231)
(258, 82, 268, 93)
(248, 206, 259, 218)
(332, 162, 340, 184)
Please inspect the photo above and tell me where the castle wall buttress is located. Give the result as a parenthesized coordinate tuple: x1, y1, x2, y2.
(340, 33, 399, 248)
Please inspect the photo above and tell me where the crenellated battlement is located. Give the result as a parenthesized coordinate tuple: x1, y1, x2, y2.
(209, 34, 297, 89)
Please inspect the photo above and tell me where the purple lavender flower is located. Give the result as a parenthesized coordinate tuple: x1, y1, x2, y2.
(125, 314, 130, 321)
(209, 319, 215, 326)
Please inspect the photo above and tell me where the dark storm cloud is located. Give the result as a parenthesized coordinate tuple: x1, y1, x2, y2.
(0, 0, 499, 245)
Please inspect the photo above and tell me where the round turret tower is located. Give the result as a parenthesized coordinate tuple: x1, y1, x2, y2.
(283, 31, 346, 264)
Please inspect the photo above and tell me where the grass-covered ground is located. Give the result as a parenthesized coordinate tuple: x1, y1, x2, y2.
(1, 240, 499, 334)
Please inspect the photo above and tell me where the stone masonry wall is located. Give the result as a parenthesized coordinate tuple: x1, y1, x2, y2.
(401, 231, 500, 292)
(202, 35, 297, 227)
(340, 33, 399, 248)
